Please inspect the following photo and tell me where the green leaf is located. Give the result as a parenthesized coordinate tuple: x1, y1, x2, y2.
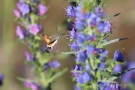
(35, 36, 41, 40)
(48, 68, 68, 83)
(102, 13, 121, 21)
(107, 76, 118, 82)
(61, 49, 85, 54)
(56, 54, 70, 59)
(17, 77, 27, 82)
(61, 51, 78, 54)
(97, 37, 129, 48)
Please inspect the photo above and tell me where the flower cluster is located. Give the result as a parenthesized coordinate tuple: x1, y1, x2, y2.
(66, 0, 132, 90)
(14, 0, 66, 90)
(0, 74, 4, 86)
(14, 0, 47, 37)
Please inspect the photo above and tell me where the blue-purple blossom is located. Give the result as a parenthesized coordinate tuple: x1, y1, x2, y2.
(75, 72, 92, 84)
(82, 72, 92, 83)
(86, 45, 94, 58)
(95, 6, 106, 18)
(73, 65, 92, 84)
(75, 19, 86, 30)
(19, 3, 30, 16)
(122, 61, 135, 83)
(49, 60, 60, 69)
(114, 50, 124, 62)
(98, 62, 106, 68)
(76, 51, 87, 62)
(45, 60, 60, 70)
(25, 51, 35, 61)
(14, 9, 21, 18)
(70, 41, 79, 51)
(29, 24, 42, 35)
(38, 4, 48, 16)
(24, 81, 40, 90)
(74, 85, 82, 90)
(76, 33, 90, 47)
(67, 21, 75, 31)
(16, 26, 25, 39)
(67, 5, 77, 17)
(98, 21, 111, 33)
(98, 81, 121, 90)
(87, 12, 101, 27)
(40, 45, 47, 53)
(0, 74, 4, 86)
(70, 28, 77, 39)
(113, 64, 122, 74)
(99, 49, 108, 61)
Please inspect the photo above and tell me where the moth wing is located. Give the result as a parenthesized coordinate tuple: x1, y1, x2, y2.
(48, 35, 59, 47)
(43, 35, 52, 44)
(38, 32, 52, 44)
(49, 35, 59, 43)
(38, 32, 45, 40)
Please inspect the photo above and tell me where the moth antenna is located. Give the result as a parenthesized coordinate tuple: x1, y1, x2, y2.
(60, 4, 67, 11)
(56, 27, 59, 35)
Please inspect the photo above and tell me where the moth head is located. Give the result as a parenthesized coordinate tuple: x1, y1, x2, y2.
(45, 45, 53, 53)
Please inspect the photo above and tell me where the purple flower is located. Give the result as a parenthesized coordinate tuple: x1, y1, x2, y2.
(67, 5, 77, 17)
(25, 51, 34, 61)
(44, 60, 60, 70)
(122, 61, 135, 83)
(40, 45, 47, 53)
(73, 65, 83, 77)
(98, 62, 106, 68)
(38, 4, 48, 16)
(49, 60, 60, 69)
(87, 12, 101, 27)
(75, 19, 86, 30)
(29, 24, 42, 35)
(70, 28, 77, 39)
(16, 26, 25, 39)
(76, 51, 87, 62)
(76, 33, 90, 47)
(0, 74, 4, 86)
(14, 9, 21, 18)
(113, 64, 122, 74)
(95, 6, 106, 18)
(70, 41, 79, 51)
(86, 45, 94, 58)
(24, 80, 40, 90)
(74, 85, 82, 90)
(67, 21, 75, 31)
(99, 49, 108, 61)
(74, 65, 83, 71)
(98, 21, 111, 33)
(98, 81, 121, 90)
(75, 72, 92, 84)
(20, 3, 30, 16)
(114, 50, 124, 62)
(82, 72, 92, 83)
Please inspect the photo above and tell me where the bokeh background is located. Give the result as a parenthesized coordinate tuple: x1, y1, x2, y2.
(0, 0, 135, 90)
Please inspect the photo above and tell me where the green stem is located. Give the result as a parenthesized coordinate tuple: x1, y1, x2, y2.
(36, 52, 48, 87)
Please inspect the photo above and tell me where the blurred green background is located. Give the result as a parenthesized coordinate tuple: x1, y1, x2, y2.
(0, 0, 135, 90)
